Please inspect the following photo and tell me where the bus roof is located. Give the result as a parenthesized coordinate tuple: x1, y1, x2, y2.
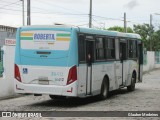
(19, 25, 141, 39)
(77, 27, 141, 39)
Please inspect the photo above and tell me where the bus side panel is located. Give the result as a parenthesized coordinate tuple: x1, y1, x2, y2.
(92, 62, 118, 93)
(77, 65, 87, 97)
(67, 29, 78, 67)
(91, 64, 103, 95)
(115, 61, 123, 88)
(15, 28, 21, 65)
(122, 60, 130, 86)
(138, 43, 143, 82)
(139, 65, 143, 82)
(126, 60, 139, 86)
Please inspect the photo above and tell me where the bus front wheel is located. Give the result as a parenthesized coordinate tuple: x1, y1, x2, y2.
(127, 73, 136, 91)
(100, 78, 109, 100)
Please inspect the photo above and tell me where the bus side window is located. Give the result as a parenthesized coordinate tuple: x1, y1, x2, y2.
(128, 40, 133, 58)
(106, 37, 115, 59)
(96, 37, 105, 60)
(138, 42, 143, 64)
(128, 40, 137, 59)
(78, 34, 86, 62)
(115, 38, 120, 60)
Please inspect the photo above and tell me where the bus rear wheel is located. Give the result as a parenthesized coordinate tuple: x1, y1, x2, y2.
(100, 78, 109, 100)
(127, 73, 136, 91)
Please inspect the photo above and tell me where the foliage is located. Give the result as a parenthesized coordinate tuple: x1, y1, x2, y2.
(107, 26, 133, 33)
(106, 25, 160, 51)
(133, 24, 155, 51)
(151, 30, 160, 51)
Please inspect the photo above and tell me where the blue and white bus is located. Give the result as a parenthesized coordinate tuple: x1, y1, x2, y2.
(14, 25, 143, 99)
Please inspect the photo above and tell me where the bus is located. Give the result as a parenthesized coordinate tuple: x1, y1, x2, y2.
(14, 25, 143, 100)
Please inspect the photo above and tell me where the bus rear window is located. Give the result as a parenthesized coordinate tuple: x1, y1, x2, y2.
(20, 30, 71, 50)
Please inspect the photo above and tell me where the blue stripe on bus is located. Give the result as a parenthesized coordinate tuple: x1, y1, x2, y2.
(15, 26, 141, 67)
(67, 29, 78, 66)
(20, 56, 68, 66)
(15, 27, 78, 67)
(20, 50, 69, 59)
(19, 27, 72, 32)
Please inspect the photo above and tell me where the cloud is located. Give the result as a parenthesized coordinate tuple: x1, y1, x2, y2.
(124, 0, 139, 10)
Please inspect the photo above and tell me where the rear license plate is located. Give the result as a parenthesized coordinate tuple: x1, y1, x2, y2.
(38, 80, 49, 85)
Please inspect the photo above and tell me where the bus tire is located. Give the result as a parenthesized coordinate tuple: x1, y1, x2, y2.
(127, 73, 136, 91)
(100, 77, 109, 100)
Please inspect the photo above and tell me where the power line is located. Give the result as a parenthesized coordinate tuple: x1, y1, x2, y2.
(0, 11, 20, 15)
(0, 7, 89, 17)
(0, 1, 20, 9)
(33, 0, 86, 15)
(92, 18, 104, 28)
(0, 0, 77, 15)
(77, 23, 89, 27)
(92, 14, 151, 26)
(1, 8, 149, 24)
(0, 2, 22, 7)
(0, 0, 87, 15)
(93, 15, 124, 21)
(0, 5, 150, 27)
(0, 1, 135, 24)
(0, 0, 19, 4)
(0, 0, 153, 27)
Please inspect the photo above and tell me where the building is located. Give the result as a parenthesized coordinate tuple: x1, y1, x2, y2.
(0, 25, 17, 46)
(0, 25, 17, 76)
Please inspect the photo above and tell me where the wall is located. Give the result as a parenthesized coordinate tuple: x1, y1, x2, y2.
(0, 31, 16, 47)
(0, 45, 16, 99)
(143, 51, 156, 72)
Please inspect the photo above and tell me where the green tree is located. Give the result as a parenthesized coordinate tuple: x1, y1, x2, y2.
(133, 24, 154, 50)
(107, 26, 133, 33)
(151, 30, 160, 51)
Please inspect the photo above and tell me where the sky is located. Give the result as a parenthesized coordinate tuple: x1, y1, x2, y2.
(0, 0, 160, 29)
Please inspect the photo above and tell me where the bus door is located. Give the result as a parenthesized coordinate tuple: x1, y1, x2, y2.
(78, 34, 94, 96)
(138, 41, 143, 82)
(120, 40, 127, 86)
(86, 40, 94, 95)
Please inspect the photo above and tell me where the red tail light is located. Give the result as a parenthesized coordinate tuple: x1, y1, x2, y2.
(14, 64, 21, 82)
(67, 66, 77, 85)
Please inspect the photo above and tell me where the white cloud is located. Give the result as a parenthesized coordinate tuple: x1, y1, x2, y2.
(124, 0, 139, 10)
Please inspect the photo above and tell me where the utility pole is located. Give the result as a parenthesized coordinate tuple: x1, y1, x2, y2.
(124, 12, 127, 33)
(20, 0, 25, 26)
(89, 0, 92, 28)
(150, 14, 152, 51)
(27, 0, 31, 25)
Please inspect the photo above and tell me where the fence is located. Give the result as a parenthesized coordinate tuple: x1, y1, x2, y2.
(0, 45, 16, 99)
(143, 48, 147, 65)
(155, 51, 160, 64)
(0, 47, 3, 77)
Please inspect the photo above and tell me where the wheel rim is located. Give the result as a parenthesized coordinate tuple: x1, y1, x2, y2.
(132, 76, 135, 88)
(102, 82, 107, 97)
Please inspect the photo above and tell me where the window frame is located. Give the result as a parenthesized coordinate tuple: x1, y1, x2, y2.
(106, 36, 116, 60)
(95, 36, 106, 61)
(128, 39, 138, 59)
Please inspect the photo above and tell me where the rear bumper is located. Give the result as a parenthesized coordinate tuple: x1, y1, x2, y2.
(14, 79, 78, 97)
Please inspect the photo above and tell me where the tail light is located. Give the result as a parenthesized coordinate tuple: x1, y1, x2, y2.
(67, 66, 77, 85)
(14, 64, 21, 82)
